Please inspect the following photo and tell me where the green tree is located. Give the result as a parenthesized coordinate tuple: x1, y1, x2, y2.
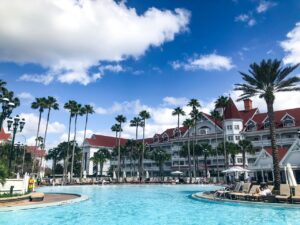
(172, 107, 185, 137)
(80, 104, 95, 179)
(130, 117, 143, 140)
(238, 140, 254, 168)
(235, 59, 300, 190)
(139, 110, 150, 178)
(0, 163, 8, 185)
(31, 97, 47, 172)
(150, 148, 171, 181)
(183, 118, 193, 183)
(198, 143, 213, 178)
(111, 124, 122, 148)
(115, 114, 126, 182)
(210, 110, 221, 182)
(46, 147, 63, 179)
(215, 96, 229, 168)
(90, 148, 111, 178)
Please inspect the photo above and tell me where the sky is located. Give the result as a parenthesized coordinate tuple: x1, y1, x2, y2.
(0, 0, 300, 149)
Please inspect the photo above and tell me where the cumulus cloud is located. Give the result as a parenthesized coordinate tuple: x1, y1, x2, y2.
(0, 0, 190, 85)
(17, 92, 34, 101)
(234, 14, 256, 27)
(281, 22, 300, 65)
(172, 53, 234, 71)
(163, 97, 188, 106)
(256, 1, 277, 13)
(99, 64, 124, 73)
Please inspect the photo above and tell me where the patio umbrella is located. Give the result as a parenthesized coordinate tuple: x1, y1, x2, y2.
(171, 171, 183, 175)
(136, 171, 139, 178)
(123, 170, 126, 178)
(68, 172, 71, 182)
(287, 163, 297, 187)
(222, 166, 250, 173)
(83, 170, 87, 179)
(146, 171, 149, 179)
(207, 170, 210, 179)
(113, 171, 116, 180)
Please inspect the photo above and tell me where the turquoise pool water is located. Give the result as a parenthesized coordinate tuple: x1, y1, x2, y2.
(1, 185, 300, 225)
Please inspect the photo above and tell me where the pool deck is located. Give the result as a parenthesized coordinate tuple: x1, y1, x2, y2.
(192, 192, 300, 209)
(0, 193, 88, 211)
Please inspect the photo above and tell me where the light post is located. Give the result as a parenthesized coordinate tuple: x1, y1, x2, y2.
(0, 97, 15, 129)
(7, 115, 25, 174)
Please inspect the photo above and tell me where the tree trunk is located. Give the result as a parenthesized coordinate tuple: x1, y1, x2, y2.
(204, 154, 207, 178)
(187, 131, 192, 184)
(242, 148, 246, 168)
(80, 113, 89, 180)
(222, 113, 228, 168)
(63, 114, 72, 184)
(141, 120, 145, 179)
(193, 125, 196, 178)
(43, 108, 51, 150)
(267, 102, 280, 191)
(32, 110, 42, 173)
(100, 162, 103, 177)
(215, 121, 220, 183)
(70, 114, 78, 182)
(117, 124, 121, 182)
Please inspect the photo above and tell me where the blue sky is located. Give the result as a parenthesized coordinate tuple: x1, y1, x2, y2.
(0, 0, 300, 148)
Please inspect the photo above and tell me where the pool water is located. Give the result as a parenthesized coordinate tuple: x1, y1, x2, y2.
(1, 185, 300, 225)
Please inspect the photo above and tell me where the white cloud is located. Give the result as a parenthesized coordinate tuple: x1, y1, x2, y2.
(163, 97, 188, 106)
(256, 1, 277, 13)
(235, 14, 249, 22)
(99, 64, 124, 73)
(17, 92, 34, 101)
(248, 19, 256, 27)
(281, 22, 300, 65)
(172, 53, 234, 71)
(0, 0, 190, 85)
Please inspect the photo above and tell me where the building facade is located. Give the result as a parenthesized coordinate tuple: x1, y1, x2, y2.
(83, 98, 300, 180)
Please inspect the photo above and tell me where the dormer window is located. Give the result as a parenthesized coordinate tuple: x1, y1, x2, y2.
(153, 135, 160, 143)
(246, 120, 256, 131)
(282, 114, 295, 127)
(174, 128, 181, 138)
(162, 133, 169, 142)
(199, 126, 210, 135)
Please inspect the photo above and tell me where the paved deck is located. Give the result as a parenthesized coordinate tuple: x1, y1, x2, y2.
(0, 193, 80, 208)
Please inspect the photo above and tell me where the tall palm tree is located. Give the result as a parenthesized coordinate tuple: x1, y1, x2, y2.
(70, 102, 82, 181)
(199, 143, 213, 178)
(215, 96, 229, 169)
(63, 100, 77, 182)
(210, 110, 221, 182)
(31, 97, 47, 172)
(80, 104, 95, 179)
(235, 59, 300, 190)
(46, 147, 63, 179)
(111, 124, 121, 147)
(139, 110, 150, 179)
(115, 114, 126, 182)
(188, 99, 201, 177)
(172, 107, 186, 137)
(183, 118, 193, 183)
(43, 97, 59, 150)
(150, 148, 171, 181)
(130, 117, 142, 140)
(237, 140, 254, 168)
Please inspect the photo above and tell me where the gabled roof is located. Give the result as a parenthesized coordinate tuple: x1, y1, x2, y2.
(0, 129, 11, 141)
(224, 98, 242, 120)
(26, 146, 46, 158)
(264, 147, 289, 162)
(85, 134, 128, 148)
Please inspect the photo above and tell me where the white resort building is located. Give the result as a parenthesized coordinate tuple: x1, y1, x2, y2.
(83, 98, 300, 182)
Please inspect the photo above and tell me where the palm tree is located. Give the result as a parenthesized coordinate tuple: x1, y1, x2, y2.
(115, 114, 126, 182)
(80, 104, 95, 179)
(183, 118, 193, 183)
(227, 142, 240, 166)
(63, 100, 77, 182)
(215, 96, 229, 168)
(130, 117, 142, 140)
(210, 110, 221, 182)
(237, 140, 254, 168)
(31, 97, 47, 172)
(172, 107, 186, 137)
(90, 148, 111, 178)
(70, 102, 82, 181)
(46, 147, 63, 179)
(2, 89, 20, 108)
(139, 110, 150, 179)
(111, 124, 122, 147)
(150, 148, 171, 181)
(188, 99, 201, 178)
(235, 59, 300, 190)
(199, 143, 213, 178)
(43, 97, 59, 150)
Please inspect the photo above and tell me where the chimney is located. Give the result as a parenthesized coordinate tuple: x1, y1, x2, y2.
(243, 99, 252, 111)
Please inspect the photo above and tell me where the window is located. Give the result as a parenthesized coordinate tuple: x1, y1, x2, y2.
(235, 135, 241, 141)
(227, 125, 232, 130)
(234, 125, 240, 130)
(163, 134, 169, 142)
(199, 126, 210, 135)
(283, 116, 295, 127)
(154, 135, 160, 143)
(263, 118, 270, 129)
(246, 120, 256, 131)
(174, 128, 181, 137)
(228, 135, 233, 141)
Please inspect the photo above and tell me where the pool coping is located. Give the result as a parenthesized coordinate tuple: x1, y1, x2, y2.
(0, 193, 89, 212)
(192, 192, 300, 209)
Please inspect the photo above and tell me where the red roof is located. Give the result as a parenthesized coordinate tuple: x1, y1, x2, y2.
(224, 98, 242, 119)
(247, 108, 300, 131)
(85, 134, 128, 148)
(26, 146, 46, 157)
(265, 147, 288, 162)
(0, 129, 10, 141)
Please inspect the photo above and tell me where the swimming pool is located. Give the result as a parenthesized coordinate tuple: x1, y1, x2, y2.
(1, 185, 300, 225)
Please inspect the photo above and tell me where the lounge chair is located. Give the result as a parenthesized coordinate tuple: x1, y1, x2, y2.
(291, 186, 300, 203)
(229, 183, 251, 199)
(234, 185, 260, 200)
(251, 185, 274, 201)
(215, 182, 241, 198)
(275, 184, 291, 202)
